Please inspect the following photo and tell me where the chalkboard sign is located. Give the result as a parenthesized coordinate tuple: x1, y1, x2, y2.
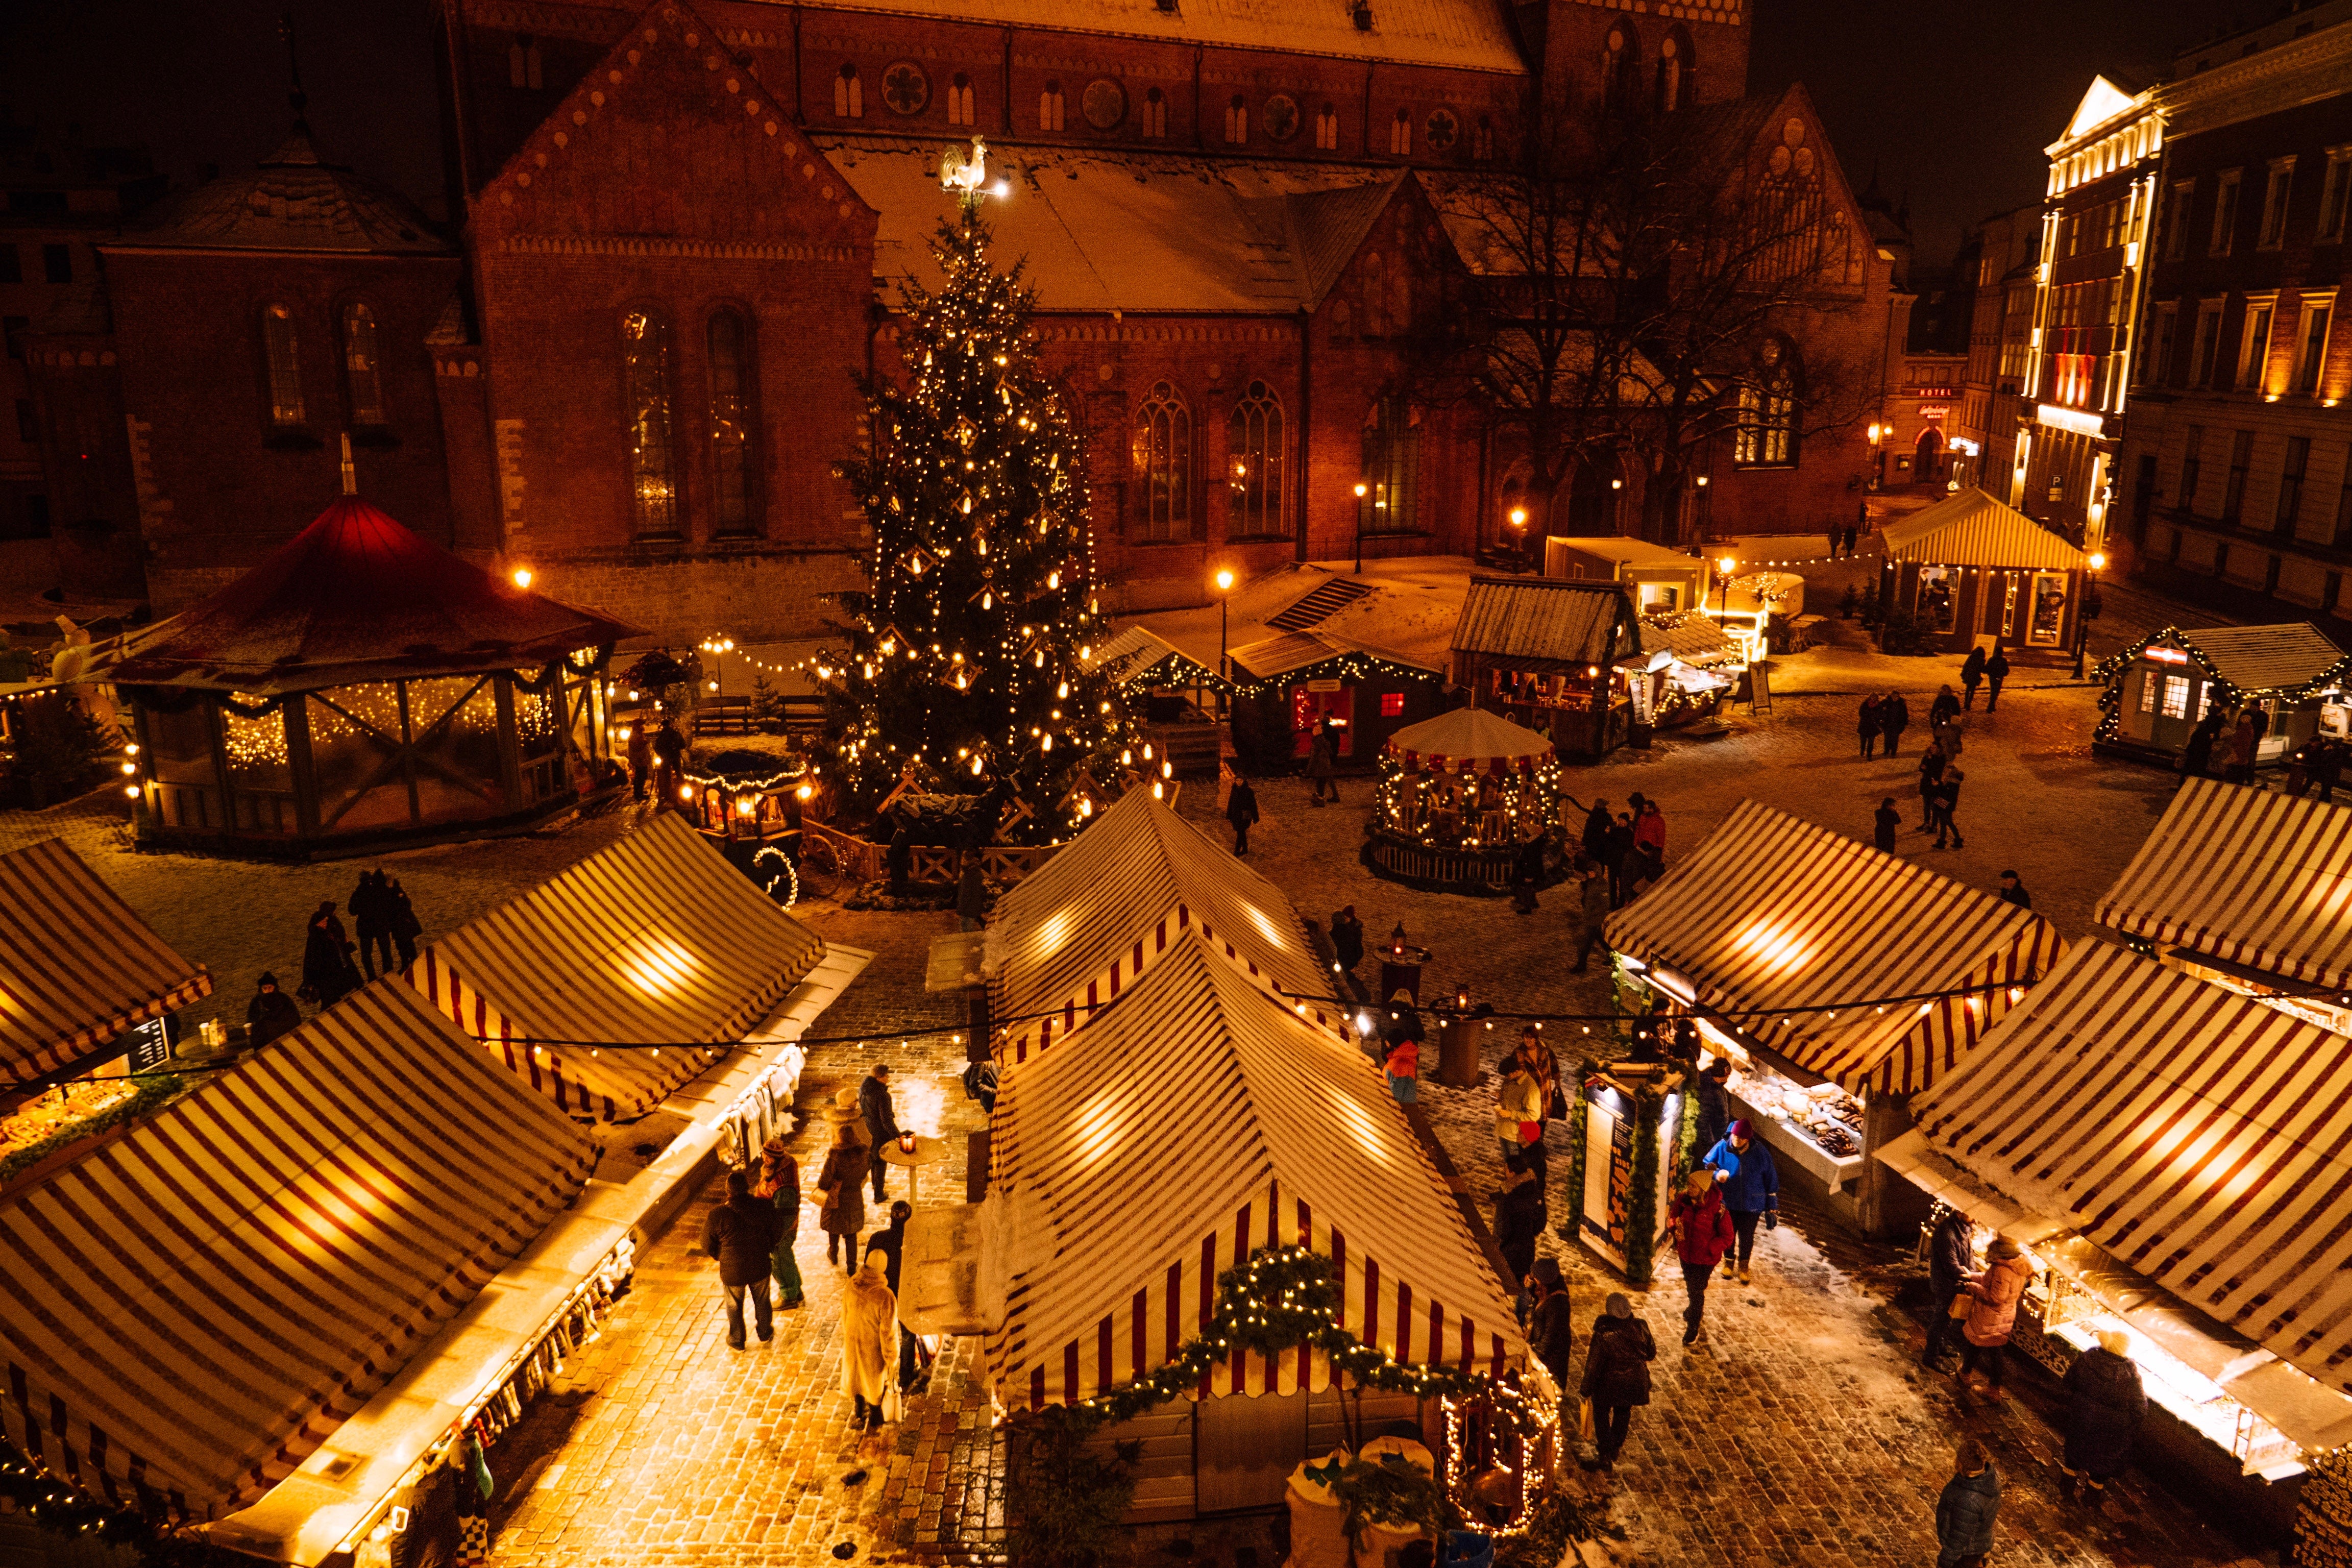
(119, 1014, 175, 1074)
(1749, 661, 1773, 714)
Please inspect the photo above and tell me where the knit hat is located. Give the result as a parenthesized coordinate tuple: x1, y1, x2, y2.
(1727, 1119, 1752, 1141)
(1530, 1257, 1564, 1289)
(258, 972, 279, 988)
(1988, 1236, 2023, 1260)
(1604, 1293, 1633, 1319)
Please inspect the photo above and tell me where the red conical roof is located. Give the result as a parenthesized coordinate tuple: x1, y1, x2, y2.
(113, 496, 641, 695)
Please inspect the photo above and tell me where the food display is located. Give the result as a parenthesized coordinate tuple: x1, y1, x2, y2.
(1726, 1068, 1864, 1159)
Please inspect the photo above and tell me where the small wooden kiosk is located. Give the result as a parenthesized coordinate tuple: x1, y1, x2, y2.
(2095, 624, 2348, 769)
(1875, 488, 2089, 656)
(1544, 535, 1707, 615)
(1450, 576, 1643, 760)
(1223, 631, 1446, 778)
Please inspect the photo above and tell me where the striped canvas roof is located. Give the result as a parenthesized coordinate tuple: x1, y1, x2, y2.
(1878, 488, 2087, 570)
(988, 933, 1525, 1410)
(0, 980, 593, 1518)
(1079, 625, 1218, 688)
(0, 839, 212, 1089)
(2096, 777, 2352, 993)
(1905, 941, 2352, 1402)
(1603, 801, 2066, 1094)
(988, 789, 1339, 1067)
(406, 814, 824, 1119)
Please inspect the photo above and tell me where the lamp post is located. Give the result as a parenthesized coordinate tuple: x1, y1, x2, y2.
(1508, 506, 1528, 570)
(1712, 555, 1738, 619)
(1353, 481, 1368, 574)
(1215, 569, 1235, 707)
(2072, 551, 2106, 680)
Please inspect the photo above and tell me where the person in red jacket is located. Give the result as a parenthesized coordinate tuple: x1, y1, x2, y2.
(1663, 1168, 1734, 1346)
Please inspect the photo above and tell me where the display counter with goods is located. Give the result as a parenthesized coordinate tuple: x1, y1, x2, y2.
(1723, 1065, 1865, 1185)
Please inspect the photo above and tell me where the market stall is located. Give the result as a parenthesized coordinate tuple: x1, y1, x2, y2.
(2094, 623, 2348, 769)
(1628, 615, 1740, 730)
(985, 787, 1338, 1069)
(0, 979, 595, 1524)
(1875, 487, 2089, 657)
(1223, 630, 1447, 777)
(1365, 706, 1564, 894)
(1601, 800, 2065, 1238)
(0, 837, 211, 1097)
(985, 929, 1539, 1525)
(405, 813, 826, 1119)
(1878, 940, 2352, 1527)
(680, 743, 811, 891)
(1450, 576, 1644, 760)
(107, 480, 638, 859)
(1543, 535, 1706, 615)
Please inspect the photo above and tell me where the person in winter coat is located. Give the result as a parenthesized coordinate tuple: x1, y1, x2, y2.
(1929, 685, 1962, 734)
(1603, 812, 1637, 909)
(753, 1134, 803, 1311)
(860, 1065, 898, 1200)
(1933, 768, 1967, 850)
(1664, 1169, 1734, 1345)
(1857, 695, 1883, 760)
(1917, 745, 1947, 833)
(302, 901, 359, 1008)
(350, 871, 395, 979)
(1700, 1120, 1779, 1283)
(1581, 798, 1613, 860)
(840, 1254, 900, 1433)
(1873, 796, 1901, 854)
(1331, 904, 1365, 980)
(387, 877, 423, 969)
(1921, 1208, 1975, 1369)
(1513, 1026, 1561, 1137)
(1381, 1022, 1420, 1105)
(1526, 1257, 1574, 1383)
(816, 1118, 871, 1270)
(1509, 831, 1545, 915)
(1226, 774, 1260, 855)
(625, 721, 654, 801)
(2179, 709, 2225, 786)
(246, 972, 303, 1047)
(703, 1169, 783, 1349)
(1936, 1439, 2001, 1568)
(1997, 870, 2032, 909)
(2060, 1329, 2148, 1506)
(1956, 1236, 2037, 1395)
(1579, 1293, 1656, 1472)
(1574, 856, 1612, 972)
(865, 1199, 920, 1388)
(651, 720, 687, 807)
(1960, 646, 1987, 709)
(1306, 722, 1339, 805)
(2226, 710, 2260, 785)
(955, 849, 989, 932)
(1496, 1062, 1545, 1176)
(1492, 1157, 1546, 1315)
(1982, 648, 2010, 711)
(1631, 801, 1668, 892)
(1880, 691, 1912, 756)
(1692, 1059, 1731, 1154)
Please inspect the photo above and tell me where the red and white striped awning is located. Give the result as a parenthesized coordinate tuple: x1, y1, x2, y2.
(406, 814, 824, 1119)
(1902, 941, 2352, 1404)
(988, 790, 1339, 1068)
(2095, 777, 2352, 994)
(0, 980, 594, 1519)
(1603, 801, 2066, 1094)
(0, 838, 211, 1089)
(987, 932, 1524, 1410)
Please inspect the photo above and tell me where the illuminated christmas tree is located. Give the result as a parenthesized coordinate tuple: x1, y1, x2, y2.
(819, 147, 1137, 837)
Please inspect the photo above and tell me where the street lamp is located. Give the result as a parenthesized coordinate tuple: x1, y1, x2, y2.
(1713, 554, 1738, 618)
(1354, 481, 1369, 574)
(1215, 569, 1235, 695)
(2072, 551, 2106, 680)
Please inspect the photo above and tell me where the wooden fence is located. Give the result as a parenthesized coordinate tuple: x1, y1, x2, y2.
(798, 779, 1182, 887)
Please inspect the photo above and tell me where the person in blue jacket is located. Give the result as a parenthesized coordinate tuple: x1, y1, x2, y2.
(1701, 1119, 1779, 1284)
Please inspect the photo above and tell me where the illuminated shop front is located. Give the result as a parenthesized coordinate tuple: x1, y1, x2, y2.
(1366, 706, 1563, 894)
(1602, 800, 2065, 1239)
(1880, 942, 2352, 1520)
(1222, 630, 1446, 778)
(2095, 623, 2347, 770)
(1875, 487, 2089, 657)
(111, 489, 636, 859)
(1451, 575, 1643, 760)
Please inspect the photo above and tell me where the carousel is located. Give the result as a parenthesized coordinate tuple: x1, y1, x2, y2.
(1365, 707, 1565, 895)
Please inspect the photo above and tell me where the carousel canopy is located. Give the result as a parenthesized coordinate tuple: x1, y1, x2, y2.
(987, 788, 1338, 1069)
(1385, 706, 1555, 772)
(1884, 941, 2352, 1440)
(987, 930, 1526, 1411)
(0, 980, 593, 1519)
(0, 837, 211, 1090)
(107, 495, 642, 697)
(2095, 776, 2352, 993)
(1603, 800, 2066, 1095)
(1877, 488, 2088, 570)
(405, 814, 824, 1119)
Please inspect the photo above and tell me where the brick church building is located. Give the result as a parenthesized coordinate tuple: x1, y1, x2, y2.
(23, 0, 1898, 636)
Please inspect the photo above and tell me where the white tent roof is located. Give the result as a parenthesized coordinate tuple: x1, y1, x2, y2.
(1385, 705, 1555, 769)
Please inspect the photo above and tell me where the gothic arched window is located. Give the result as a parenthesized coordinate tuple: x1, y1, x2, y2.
(707, 309, 755, 535)
(622, 309, 681, 535)
(1226, 380, 1285, 536)
(1733, 340, 1800, 468)
(262, 304, 304, 426)
(341, 303, 385, 425)
(1133, 382, 1190, 541)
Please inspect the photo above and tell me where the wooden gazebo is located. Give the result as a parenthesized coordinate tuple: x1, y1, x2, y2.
(110, 486, 640, 858)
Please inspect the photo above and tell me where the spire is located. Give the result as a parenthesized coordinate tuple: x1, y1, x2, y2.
(266, 9, 324, 167)
(339, 432, 357, 496)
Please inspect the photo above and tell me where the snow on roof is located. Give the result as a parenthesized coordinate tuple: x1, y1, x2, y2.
(777, 0, 1528, 75)
(118, 127, 450, 256)
(830, 139, 1411, 313)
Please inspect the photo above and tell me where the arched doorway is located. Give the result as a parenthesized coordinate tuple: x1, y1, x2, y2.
(1914, 427, 1944, 486)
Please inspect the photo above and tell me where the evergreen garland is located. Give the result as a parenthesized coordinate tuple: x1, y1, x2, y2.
(1561, 1057, 1598, 1240)
(1623, 1086, 1664, 1287)
(0, 1435, 240, 1565)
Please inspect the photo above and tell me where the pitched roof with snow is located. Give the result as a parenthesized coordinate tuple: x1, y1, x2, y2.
(1451, 575, 1634, 669)
(1878, 488, 2087, 570)
(2161, 623, 2348, 696)
(118, 128, 450, 256)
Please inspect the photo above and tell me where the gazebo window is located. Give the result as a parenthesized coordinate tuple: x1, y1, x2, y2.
(262, 304, 304, 426)
(707, 309, 755, 535)
(342, 303, 385, 425)
(1226, 380, 1285, 536)
(1133, 381, 1190, 541)
(622, 310, 680, 537)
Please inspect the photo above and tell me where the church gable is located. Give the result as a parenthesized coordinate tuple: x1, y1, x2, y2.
(1312, 174, 1458, 341)
(475, 0, 874, 256)
(1732, 85, 1871, 294)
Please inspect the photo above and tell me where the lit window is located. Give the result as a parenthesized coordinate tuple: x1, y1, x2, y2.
(1133, 381, 1189, 542)
(622, 310, 680, 537)
(1315, 104, 1339, 151)
(836, 63, 863, 118)
(1226, 380, 1284, 536)
(1360, 396, 1419, 535)
(2297, 296, 2335, 395)
(1733, 341, 1798, 467)
(708, 310, 754, 535)
(2160, 674, 2190, 719)
(1040, 80, 1065, 132)
(341, 303, 384, 424)
(2138, 672, 2159, 714)
(1143, 88, 1166, 138)
(1381, 692, 1405, 717)
(2236, 301, 2273, 391)
(262, 304, 304, 426)
(948, 71, 974, 126)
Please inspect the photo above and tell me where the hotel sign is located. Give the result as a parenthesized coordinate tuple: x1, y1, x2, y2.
(2037, 403, 2105, 438)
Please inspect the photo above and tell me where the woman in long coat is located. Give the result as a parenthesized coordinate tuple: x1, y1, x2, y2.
(2059, 1329, 2147, 1505)
(753, 1134, 802, 1310)
(1956, 1237, 2037, 1396)
(816, 1117, 871, 1272)
(841, 1255, 899, 1432)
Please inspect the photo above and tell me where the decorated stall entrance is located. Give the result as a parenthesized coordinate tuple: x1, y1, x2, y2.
(2094, 623, 2348, 770)
(1366, 706, 1563, 894)
(1602, 801, 2065, 1238)
(1874, 488, 2088, 656)
(1224, 630, 1446, 777)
